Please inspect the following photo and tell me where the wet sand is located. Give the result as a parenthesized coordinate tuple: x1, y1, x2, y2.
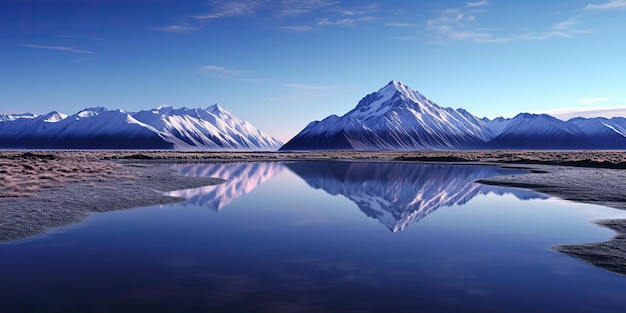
(2, 150, 626, 275)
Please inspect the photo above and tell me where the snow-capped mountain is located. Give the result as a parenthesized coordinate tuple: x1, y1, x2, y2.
(281, 81, 493, 151)
(0, 104, 282, 150)
(568, 117, 626, 148)
(282, 81, 626, 150)
(482, 114, 626, 149)
(486, 113, 589, 149)
(286, 161, 546, 232)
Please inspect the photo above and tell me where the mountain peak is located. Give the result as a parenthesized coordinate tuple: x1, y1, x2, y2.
(386, 80, 406, 87)
(76, 107, 110, 118)
(42, 111, 68, 123)
(282, 81, 492, 151)
(207, 103, 228, 113)
(374, 80, 433, 107)
(381, 80, 410, 94)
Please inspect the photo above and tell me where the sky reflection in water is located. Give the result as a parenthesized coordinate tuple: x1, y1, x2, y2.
(1, 161, 626, 313)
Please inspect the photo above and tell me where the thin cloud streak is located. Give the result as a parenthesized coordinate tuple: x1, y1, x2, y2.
(197, 65, 268, 82)
(190, 0, 375, 30)
(466, 0, 490, 7)
(317, 16, 375, 27)
(548, 106, 626, 120)
(276, 25, 315, 31)
(152, 25, 199, 33)
(194, 0, 336, 20)
(584, 0, 626, 10)
(194, 0, 258, 19)
(386, 22, 417, 27)
(22, 44, 94, 54)
(427, 6, 591, 44)
(330, 3, 378, 16)
(197, 65, 245, 78)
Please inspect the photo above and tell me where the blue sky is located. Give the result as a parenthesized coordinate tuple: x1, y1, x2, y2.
(2, 0, 626, 141)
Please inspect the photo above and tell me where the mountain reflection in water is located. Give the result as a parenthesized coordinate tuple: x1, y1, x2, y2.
(287, 162, 547, 232)
(166, 161, 546, 232)
(166, 162, 285, 210)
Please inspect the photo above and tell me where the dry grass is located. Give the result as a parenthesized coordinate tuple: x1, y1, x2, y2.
(0, 152, 132, 197)
(100, 150, 626, 168)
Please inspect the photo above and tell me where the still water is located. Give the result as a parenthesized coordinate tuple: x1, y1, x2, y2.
(2, 161, 626, 312)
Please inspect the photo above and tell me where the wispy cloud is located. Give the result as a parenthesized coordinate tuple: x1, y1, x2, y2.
(276, 25, 315, 32)
(275, 0, 336, 18)
(427, 4, 591, 44)
(189, 0, 376, 30)
(426, 9, 489, 43)
(578, 97, 614, 104)
(197, 65, 269, 82)
(152, 25, 199, 33)
(584, 0, 626, 10)
(284, 83, 341, 90)
(194, 0, 336, 20)
(466, 0, 490, 7)
(547, 106, 626, 120)
(510, 18, 592, 41)
(545, 97, 623, 119)
(330, 3, 378, 16)
(317, 16, 375, 27)
(197, 65, 245, 78)
(22, 44, 94, 54)
(386, 22, 417, 27)
(553, 18, 578, 30)
(194, 0, 259, 19)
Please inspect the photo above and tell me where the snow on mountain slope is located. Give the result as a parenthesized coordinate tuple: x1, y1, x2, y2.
(486, 113, 592, 149)
(570, 117, 626, 137)
(0, 105, 282, 150)
(568, 117, 626, 148)
(0, 113, 37, 122)
(132, 104, 282, 150)
(281, 81, 492, 151)
(43, 111, 68, 123)
(0, 107, 172, 149)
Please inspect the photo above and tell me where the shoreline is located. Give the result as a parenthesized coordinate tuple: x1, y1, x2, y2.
(0, 152, 225, 242)
(2, 150, 626, 275)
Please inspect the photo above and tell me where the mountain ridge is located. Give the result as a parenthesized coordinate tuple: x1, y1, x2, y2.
(281, 81, 626, 151)
(0, 104, 282, 150)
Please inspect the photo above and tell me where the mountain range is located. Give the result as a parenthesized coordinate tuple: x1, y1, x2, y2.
(281, 81, 626, 150)
(0, 105, 282, 150)
(3, 81, 626, 150)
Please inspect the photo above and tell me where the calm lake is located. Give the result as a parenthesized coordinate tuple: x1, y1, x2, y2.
(2, 161, 626, 312)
